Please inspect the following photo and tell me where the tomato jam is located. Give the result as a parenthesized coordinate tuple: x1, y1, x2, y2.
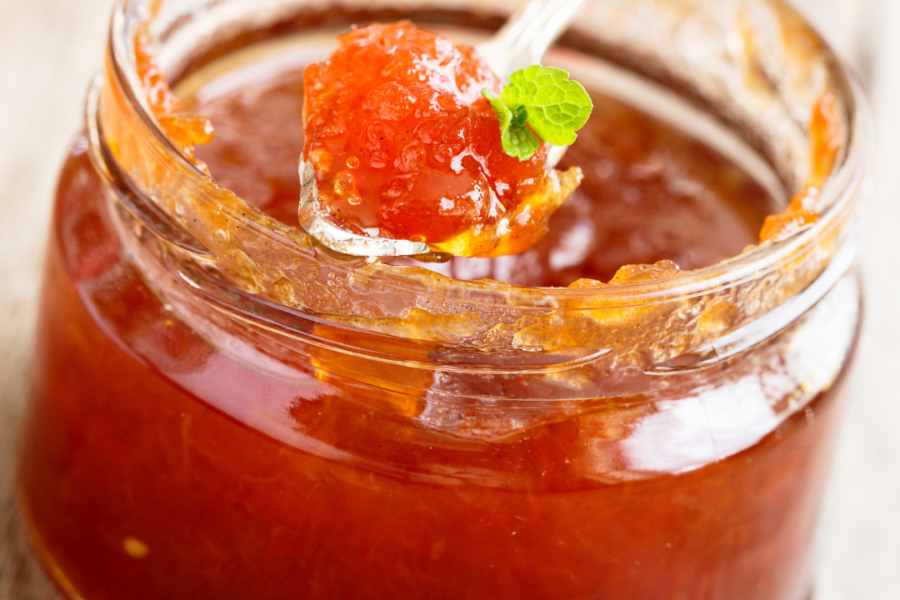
(303, 22, 581, 257)
(18, 3, 866, 600)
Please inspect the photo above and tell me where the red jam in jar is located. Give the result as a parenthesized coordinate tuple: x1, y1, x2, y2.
(17, 2, 866, 600)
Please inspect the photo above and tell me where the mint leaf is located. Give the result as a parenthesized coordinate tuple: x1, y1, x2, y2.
(483, 89, 511, 129)
(502, 122, 541, 161)
(483, 90, 541, 161)
(483, 66, 592, 160)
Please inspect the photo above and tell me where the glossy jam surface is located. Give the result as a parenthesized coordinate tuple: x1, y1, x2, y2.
(21, 145, 855, 600)
(303, 22, 577, 257)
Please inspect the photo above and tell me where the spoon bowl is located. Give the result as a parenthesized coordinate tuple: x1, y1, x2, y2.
(298, 0, 587, 258)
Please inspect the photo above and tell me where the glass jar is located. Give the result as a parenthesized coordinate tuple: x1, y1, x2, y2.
(18, 0, 868, 599)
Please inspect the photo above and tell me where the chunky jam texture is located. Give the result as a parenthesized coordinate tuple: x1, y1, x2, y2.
(303, 22, 573, 257)
(18, 26, 859, 600)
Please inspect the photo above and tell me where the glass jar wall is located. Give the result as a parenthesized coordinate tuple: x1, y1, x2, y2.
(18, 0, 868, 598)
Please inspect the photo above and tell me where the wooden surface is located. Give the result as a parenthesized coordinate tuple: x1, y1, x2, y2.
(0, 1, 896, 598)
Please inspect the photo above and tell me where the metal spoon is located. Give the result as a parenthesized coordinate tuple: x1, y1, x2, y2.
(298, 0, 587, 258)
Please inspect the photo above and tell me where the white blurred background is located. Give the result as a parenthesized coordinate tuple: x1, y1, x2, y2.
(0, 0, 895, 598)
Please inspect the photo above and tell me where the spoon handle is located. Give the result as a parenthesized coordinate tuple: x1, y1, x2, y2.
(476, 0, 588, 77)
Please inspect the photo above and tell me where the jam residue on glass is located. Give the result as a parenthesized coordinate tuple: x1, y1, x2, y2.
(134, 25, 214, 163)
(759, 92, 841, 242)
(302, 22, 582, 257)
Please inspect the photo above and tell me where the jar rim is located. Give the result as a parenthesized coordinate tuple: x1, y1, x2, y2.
(98, 0, 869, 311)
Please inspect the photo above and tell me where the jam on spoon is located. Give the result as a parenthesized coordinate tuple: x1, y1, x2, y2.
(300, 12, 591, 258)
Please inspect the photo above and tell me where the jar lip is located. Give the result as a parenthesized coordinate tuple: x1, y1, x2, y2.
(105, 0, 870, 311)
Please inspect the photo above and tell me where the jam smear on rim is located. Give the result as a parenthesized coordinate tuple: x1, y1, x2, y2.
(302, 22, 581, 257)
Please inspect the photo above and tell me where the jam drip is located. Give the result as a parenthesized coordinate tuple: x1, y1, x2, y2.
(134, 30, 214, 164)
(302, 22, 581, 257)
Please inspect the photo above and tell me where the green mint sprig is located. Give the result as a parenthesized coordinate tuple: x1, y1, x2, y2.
(483, 65, 593, 161)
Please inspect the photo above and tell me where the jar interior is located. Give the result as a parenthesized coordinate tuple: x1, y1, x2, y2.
(173, 25, 787, 285)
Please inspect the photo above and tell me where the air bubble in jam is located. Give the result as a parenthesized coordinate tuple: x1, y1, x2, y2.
(333, 172, 356, 197)
(123, 537, 150, 559)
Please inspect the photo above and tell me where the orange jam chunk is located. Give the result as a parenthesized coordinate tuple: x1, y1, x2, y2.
(302, 22, 581, 257)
